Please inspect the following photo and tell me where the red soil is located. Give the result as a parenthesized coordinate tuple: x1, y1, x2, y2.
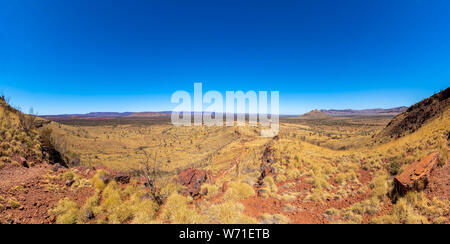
(424, 155, 450, 201)
(241, 168, 384, 224)
(0, 162, 93, 224)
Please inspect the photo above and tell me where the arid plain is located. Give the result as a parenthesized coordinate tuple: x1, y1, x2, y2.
(1, 89, 449, 224)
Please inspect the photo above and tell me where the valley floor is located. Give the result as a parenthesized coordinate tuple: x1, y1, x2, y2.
(1, 105, 449, 224)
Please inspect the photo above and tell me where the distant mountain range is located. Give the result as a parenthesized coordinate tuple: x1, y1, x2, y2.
(319, 107, 408, 116)
(41, 111, 172, 119)
(41, 106, 409, 120)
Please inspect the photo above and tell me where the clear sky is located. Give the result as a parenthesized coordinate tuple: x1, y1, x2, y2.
(0, 0, 449, 115)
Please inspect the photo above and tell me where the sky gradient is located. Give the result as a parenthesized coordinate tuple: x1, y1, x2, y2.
(1, 0, 449, 115)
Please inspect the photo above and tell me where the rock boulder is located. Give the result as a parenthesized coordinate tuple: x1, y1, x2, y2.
(394, 152, 440, 195)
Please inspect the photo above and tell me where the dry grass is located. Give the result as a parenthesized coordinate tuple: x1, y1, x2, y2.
(206, 201, 258, 224)
(223, 181, 255, 201)
(50, 174, 161, 224)
(49, 198, 80, 224)
(371, 191, 449, 224)
(0, 99, 42, 161)
(260, 213, 290, 224)
(42, 104, 449, 224)
(160, 193, 203, 224)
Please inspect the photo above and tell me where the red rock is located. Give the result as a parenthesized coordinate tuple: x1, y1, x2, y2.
(177, 168, 211, 198)
(259, 165, 274, 180)
(394, 152, 440, 195)
(201, 187, 208, 196)
(19, 157, 29, 168)
(221, 181, 230, 193)
(113, 173, 131, 184)
(65, 180, 75, 187)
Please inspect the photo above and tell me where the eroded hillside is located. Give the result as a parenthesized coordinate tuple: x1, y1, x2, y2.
(376, 88, 449, 141)
(1, 90, 449, 224)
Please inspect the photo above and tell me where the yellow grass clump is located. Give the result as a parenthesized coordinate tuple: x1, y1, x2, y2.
(49, 198, 80, 224)
(207, 201, 258, 224)
(7, 198, 21, 209)
(369, 172, 391, 201)
(438, 139, 448, 167)
(91, 169, 110, 191)
(260, 213, 290, 224)
(223, 181, 255, 201)
(160, 193, 203, 224)
(258, 176, 279, 198)
(77, 194, 101, 224)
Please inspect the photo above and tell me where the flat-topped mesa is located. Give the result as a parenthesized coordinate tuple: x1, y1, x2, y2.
(394, 152, 440, 195)
(298, 109, 332, 119)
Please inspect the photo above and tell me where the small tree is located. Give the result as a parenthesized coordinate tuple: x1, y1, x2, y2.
(19, 108, 37, 136)
(132, 148, 168, 205)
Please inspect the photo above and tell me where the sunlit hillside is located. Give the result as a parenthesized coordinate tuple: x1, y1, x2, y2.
(25, 89, 448, 224)
(1, 89, 449, 224)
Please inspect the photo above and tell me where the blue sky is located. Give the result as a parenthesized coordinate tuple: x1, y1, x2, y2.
(0, 0, 449, 115)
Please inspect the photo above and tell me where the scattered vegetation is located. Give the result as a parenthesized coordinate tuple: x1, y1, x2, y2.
(438, 139, 448, 167)
(388, 157, 402, 175)
(160, 193, 203, 224)
(0, 96, 42, 161)
(3, 90, 448, 224)
(207, 201, 258, 224)
(223, 181, 255, 201)
(51, 176, 161, 224)
(371, 191, 449, 224)
(49, 198, 80, 224)
(8, 198, 21, 209)
(260, 213, 290, 224)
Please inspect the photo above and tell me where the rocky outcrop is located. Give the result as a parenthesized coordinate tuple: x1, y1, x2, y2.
(256, 145, 276, 197)
(394, 152, 440, 195)
(19, 157, 28, 168)
(298, 110, 332, 119)
(114, 173, 131, 184)
(378, 88, 449, 140)
(177, 168, 211, 199)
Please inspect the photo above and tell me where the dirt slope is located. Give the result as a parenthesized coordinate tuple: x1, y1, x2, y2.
(0, 162, 94, 224)
(425, 152, 450, 201)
